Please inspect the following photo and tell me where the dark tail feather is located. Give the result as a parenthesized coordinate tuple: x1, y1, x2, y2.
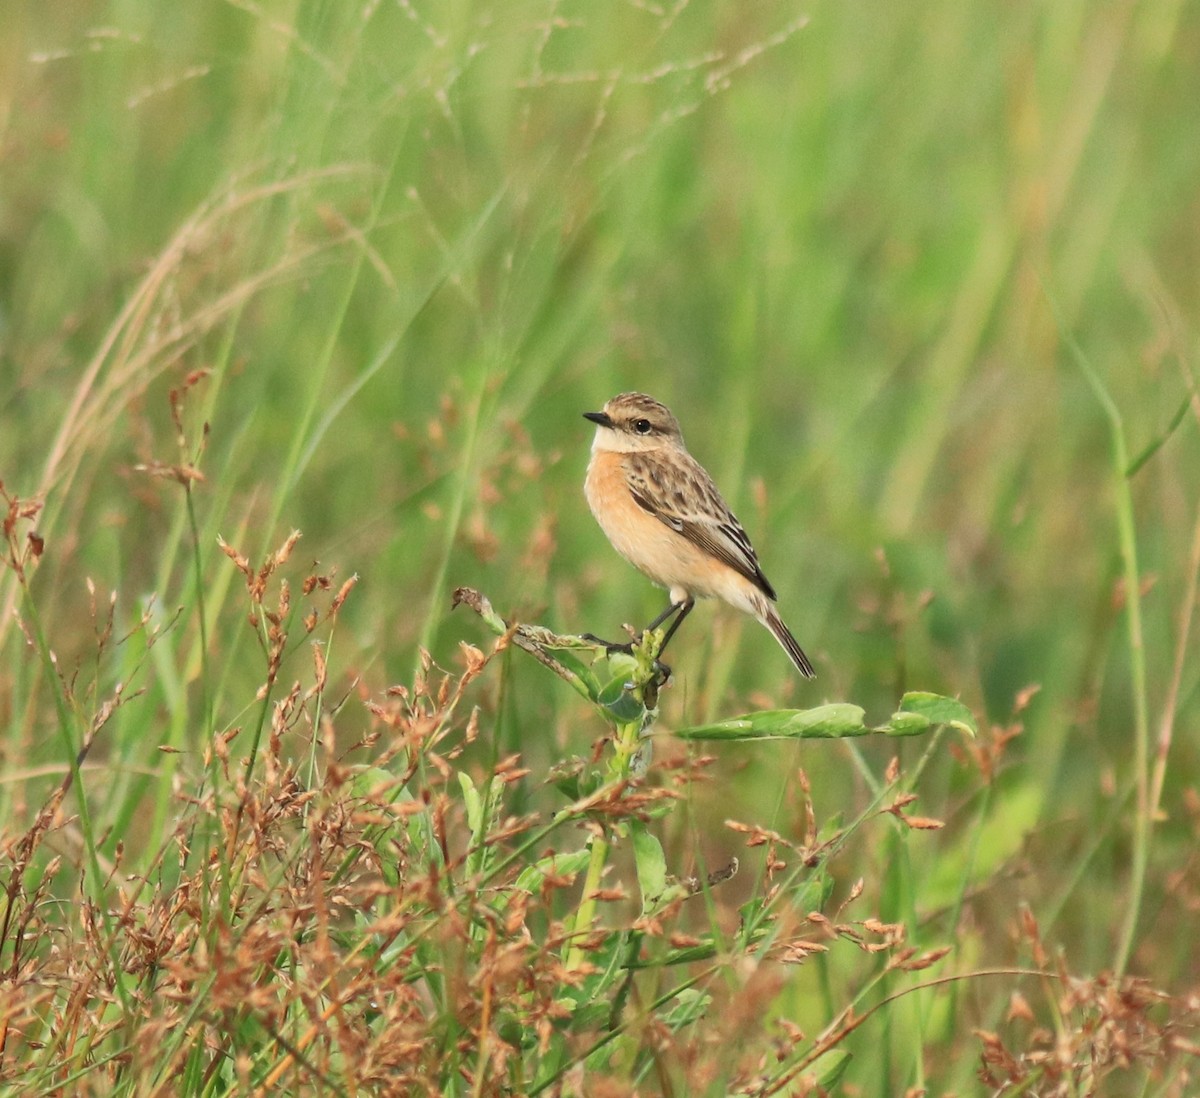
(761, 607, 816, 679)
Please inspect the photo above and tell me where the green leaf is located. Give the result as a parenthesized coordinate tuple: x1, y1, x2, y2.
(806, 1049, 852, 1090)
(660, 987, 711, 1031)
(896, 691, 977, 737)
(548, 760, 608, 803)
(630, 821, 668, 914)
(596, 661, 648, 723)
(676, 694, 975, 741)
(458, 771, 481, 830)
(496, 1013, 537, 1051)
(884, 710, 932, 737)
(514, 849, 593, 894)
(676, 703, 867, 740)
(546, 757, 586, 800)
(1125, 389, 1192, 477)
(564, 1000, 611, 1031)
(601, 651, 639, 680)
(652, 938, 720, 966)
(547, 648, 603, 695)
(598, 690, 645, 725)
(347, 766, 403, 799)
(460, 772, 504, 876)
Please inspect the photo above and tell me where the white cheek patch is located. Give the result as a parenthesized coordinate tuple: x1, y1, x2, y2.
(591, 425, 627, 452)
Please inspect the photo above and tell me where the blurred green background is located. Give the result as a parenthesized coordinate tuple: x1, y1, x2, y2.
(2, 0, 1198, 1086)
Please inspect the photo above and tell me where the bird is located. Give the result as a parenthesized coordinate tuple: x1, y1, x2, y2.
(583, 391, 815, 678)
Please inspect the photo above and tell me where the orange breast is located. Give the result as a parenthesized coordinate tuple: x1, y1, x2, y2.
(585, 449, 749, 605)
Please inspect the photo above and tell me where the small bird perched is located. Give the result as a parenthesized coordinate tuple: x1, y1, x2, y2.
(583, 391, 815, 678)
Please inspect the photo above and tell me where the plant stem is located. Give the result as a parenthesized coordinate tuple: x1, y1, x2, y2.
(565, 832, 612, 972)
(562, 643, 662, 970)
(1067, 331, 1149, 977)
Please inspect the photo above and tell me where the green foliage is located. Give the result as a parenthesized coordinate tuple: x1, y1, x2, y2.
(2, 0, 1200, 1093)
(676, 692, 977, 741)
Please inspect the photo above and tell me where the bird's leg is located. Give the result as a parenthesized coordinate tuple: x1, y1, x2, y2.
(630, 597, 695, 682)
(580, 631, 635, 654)
(580, 600, 682, 654)
(643, 600, 684, 634)
(582, 598, 693, 685)
(653, 597, 694, 657)
(592, 597, 696, 681)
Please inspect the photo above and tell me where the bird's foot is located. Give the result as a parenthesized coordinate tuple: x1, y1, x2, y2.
(580, 632, 634, 655)
(581, 632, 671, 685)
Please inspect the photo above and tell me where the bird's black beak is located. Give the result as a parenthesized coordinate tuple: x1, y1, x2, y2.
(583, 410, 614, 428)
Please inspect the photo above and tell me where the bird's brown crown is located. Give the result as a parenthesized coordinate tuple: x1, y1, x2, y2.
(586, 392, 683, 449)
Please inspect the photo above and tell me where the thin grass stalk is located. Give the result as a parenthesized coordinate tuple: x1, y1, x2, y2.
(1065, 332, 1149, 977)
(0, 171, 370, 645)
(185, 483, 214, 743)
(15, 585, 134, 1024)
(1149, 496, 1200, 817)
(416, 374, 488, 663)
(529, 965, 717, 1096)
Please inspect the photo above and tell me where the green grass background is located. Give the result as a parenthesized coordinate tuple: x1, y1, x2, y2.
(2, 0, 1199, 1091)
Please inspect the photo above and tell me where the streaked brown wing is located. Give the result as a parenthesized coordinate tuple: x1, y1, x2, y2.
(625, 452, 777, 600)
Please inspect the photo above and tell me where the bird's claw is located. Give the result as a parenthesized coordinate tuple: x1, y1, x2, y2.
(582, 632, 670, 687)
(580, 632, 634, 655)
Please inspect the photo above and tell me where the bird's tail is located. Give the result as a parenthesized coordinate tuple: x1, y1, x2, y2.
(760, 605, 816, 679)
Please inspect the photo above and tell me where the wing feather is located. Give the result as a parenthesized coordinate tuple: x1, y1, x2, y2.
(625, 452, 777, 600)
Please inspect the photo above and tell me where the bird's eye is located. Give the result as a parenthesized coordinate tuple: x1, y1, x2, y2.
(634, 419, 653, 435)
